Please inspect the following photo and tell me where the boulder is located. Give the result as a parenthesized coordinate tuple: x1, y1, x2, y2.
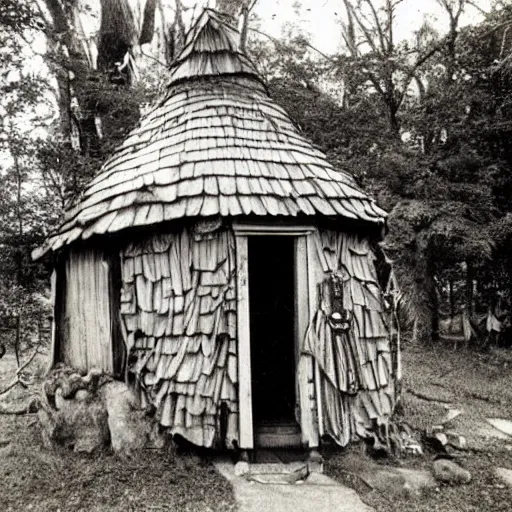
(365, 468, 437, 496)
(101, 381, 151, 457)
(495, 467, 512, 487)
(433, 459, 471, 484)
(445, 432, 467, 451)
(341, 451, 437, 497)
(39, 366, 162, 456)
(396, 468, 438, 494)
(39, 365, 110, 454)
(39, 396, 110, 454)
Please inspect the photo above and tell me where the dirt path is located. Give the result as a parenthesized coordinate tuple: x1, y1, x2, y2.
(215, 461, 375, 512)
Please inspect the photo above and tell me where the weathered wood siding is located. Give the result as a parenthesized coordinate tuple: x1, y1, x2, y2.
(120, 227, 238, 448)
(302, 230, 396, 446)
(61, 248, 114, 373)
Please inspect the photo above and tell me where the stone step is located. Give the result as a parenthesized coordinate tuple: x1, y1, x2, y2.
(234, 449, 324, 482)
(249, 461, 308, 475)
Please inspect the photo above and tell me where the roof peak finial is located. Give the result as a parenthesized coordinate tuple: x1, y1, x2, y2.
(168, 5, 259, 85)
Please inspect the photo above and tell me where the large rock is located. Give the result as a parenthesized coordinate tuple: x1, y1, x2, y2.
(433, 459, 471, 484)
(101, 381, 152, 457)
(39, 365, 110, 454)
(39, 366, 164, 456)
(486, 418, 512, 438)
(340, 452, 437, 497)
(39, 394, 110, 454)
(495, 467, 512, 487)
(365, 467, 437, 496)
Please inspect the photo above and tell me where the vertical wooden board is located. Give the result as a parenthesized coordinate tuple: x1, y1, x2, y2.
(235, 234, 253, 449)
(63, 248, 113, 373)
(306, 232, 324, 438)
(108, 252, 125, 377)
(295, 237, 309, 363)
(295, 236, 318, 447)
(64, 251, 85, 371)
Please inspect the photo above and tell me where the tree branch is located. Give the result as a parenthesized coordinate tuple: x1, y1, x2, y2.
(0, 347, 42, 398)
(465, 0, 489, 15)
(347, 2, 381, 56)
(363, 0, 387, 53)
(395, 43, 443, 109)
(249, 27, 334, 61)
(140, 50, 168, 68)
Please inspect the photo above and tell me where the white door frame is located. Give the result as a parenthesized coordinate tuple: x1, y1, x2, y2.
(233, 222, 315, 450)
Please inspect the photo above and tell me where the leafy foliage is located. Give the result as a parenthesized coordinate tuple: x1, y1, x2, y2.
(2, 0, 512, 347)
(249, 1, 512, 342)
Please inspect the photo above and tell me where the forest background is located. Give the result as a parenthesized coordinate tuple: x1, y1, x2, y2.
(1, 0, 511, 358)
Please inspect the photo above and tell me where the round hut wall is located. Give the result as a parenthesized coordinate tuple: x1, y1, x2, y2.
(55, 222, 398, 450)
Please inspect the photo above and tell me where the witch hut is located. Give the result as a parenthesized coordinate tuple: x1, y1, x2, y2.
(34, 9, 400, 453)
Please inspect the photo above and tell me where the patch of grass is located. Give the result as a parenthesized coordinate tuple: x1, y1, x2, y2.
(0, 415, 236, 512)
(0, 352, 236, 512)
(325, 341, 512, 512)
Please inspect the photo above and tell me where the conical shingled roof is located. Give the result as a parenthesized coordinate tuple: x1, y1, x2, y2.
(34, 8, 386, 259)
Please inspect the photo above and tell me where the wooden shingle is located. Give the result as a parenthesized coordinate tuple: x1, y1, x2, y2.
(34, 8, 386, 260)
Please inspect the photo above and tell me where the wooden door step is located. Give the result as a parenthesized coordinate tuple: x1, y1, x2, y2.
(255, 422, 302, 448)
(253, 448, 307, 464)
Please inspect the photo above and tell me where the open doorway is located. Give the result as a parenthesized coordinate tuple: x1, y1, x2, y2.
(248, 236, 297, 432)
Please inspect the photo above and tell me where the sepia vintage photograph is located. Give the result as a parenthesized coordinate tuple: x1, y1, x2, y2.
(0, 0, 510, 510)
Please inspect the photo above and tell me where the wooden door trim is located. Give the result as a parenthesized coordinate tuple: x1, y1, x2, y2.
(233, 223, 316, 449)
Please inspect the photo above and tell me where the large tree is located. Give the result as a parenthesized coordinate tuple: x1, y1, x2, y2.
(249, 0, 500, 342)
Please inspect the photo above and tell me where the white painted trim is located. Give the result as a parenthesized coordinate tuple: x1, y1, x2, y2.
(232, 221, 315, 236)
(235, 234, 253, 449)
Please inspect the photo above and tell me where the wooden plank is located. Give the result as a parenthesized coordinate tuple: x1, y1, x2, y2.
(235, 234, 253, 449)
(63, 248, 113, 373)
(232, 222, 314, 236)
(295, 236, 318, 447)
(306, 232, 324, 439)
(108, 252, 125, 377)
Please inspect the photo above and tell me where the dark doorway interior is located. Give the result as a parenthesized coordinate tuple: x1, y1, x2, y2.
(248, 236, 296, 426)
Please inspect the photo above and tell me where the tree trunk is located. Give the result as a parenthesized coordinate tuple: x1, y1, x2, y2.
(97, 0, 137, 75)
(387, 102, 401, 135)
(14, 316, 21, 368)
(411, 317, 419, 343)
(414, 232, 439, 343)
(466, 261, 474, 316)
(426, 256, 440, 342)
(43, 0, 101, 154)
(140, 0, 158, 46)
(449, 279, 455, 317)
